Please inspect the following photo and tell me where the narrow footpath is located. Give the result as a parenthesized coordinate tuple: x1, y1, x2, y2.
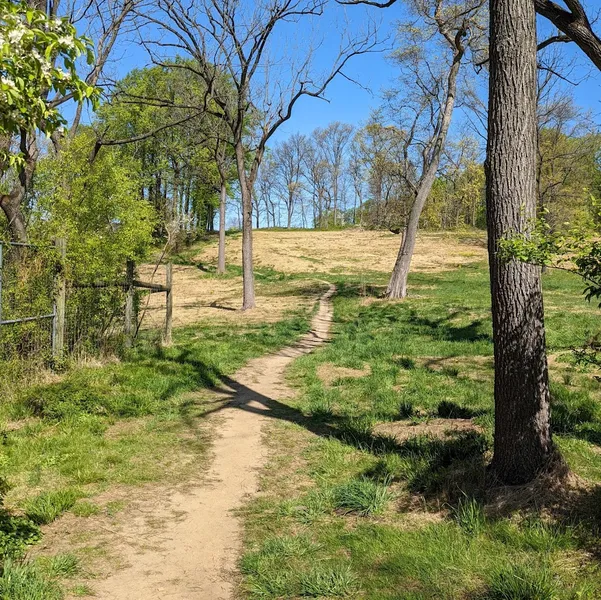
(93, 284, 336, 600)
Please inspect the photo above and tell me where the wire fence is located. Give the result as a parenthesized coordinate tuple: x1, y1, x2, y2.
(0, 242, 56, 363)
(0, 240, 173, 368)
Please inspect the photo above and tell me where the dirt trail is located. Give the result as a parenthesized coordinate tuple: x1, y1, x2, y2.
(93, 284, 336, 600)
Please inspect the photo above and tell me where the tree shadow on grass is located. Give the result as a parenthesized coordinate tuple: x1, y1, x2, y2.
(332, 282, 492, 345)
(405, 310, 492, 344)
(162, 347, 601, 562)
(261, 281, 329, 298)
(332, 282, 387, 299)
(167, 355, 490, 503)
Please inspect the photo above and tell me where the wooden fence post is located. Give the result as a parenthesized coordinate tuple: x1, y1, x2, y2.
(52, 238, 67, 361)
(0, 243, 4, 326)
(124, 259, 135, 348)
(164, 263, 173, 346)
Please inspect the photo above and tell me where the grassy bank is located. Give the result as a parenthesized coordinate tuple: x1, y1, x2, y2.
(0, 307, 311, 598)
(241, 263, 601, 599)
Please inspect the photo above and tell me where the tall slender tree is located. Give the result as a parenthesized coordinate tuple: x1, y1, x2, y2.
(385, 0, 484, 298)
(314, 122, 355, 226)
(273, 134, 310, 228)
(138, 0, 379, 309)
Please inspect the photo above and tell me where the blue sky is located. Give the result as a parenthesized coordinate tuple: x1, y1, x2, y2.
(82, 2, 601, 144)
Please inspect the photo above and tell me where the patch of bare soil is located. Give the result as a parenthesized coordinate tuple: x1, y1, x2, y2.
(317, 363, 372, 386)
(84, 285, 336, 600)
(374, 418, 482, 444)
(198, 230, 487, 275)
(136, 262, 325, 329)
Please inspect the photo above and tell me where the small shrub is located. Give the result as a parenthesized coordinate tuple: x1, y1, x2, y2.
(25, 489, 82, 525)
(0, 511, 41, 559)
(483, 564, 558, 600)
(332, 478, 391, 516)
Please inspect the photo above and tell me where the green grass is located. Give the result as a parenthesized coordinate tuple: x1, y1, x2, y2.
(483, 564, 558, 600)
(241, 263, 601, 600)
(24, 489, 82, 525)
(70, 501, 100, 518)
(332, 477, 392, 516)
(0, 313, 310, 499)
(0, 559, 63, 600)
(35, 554, 80, 579)
(0, 304, 312, 598)
(241, 535, 357, 599)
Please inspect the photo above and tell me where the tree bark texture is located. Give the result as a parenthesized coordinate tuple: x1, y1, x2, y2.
(0, 190, 28, 243)
(535, 0, 601, 71)
(486, 0, 554, 484)
(218, 182, 227, 275)
(235, 143, 256, 310)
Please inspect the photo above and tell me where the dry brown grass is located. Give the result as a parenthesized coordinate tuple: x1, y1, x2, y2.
(374, 419, 482, 444)
(198, 230, 487, 275)
(136, 230, 486, 329)
(137, 263, 327, 329)
(317, 363, 372, 387)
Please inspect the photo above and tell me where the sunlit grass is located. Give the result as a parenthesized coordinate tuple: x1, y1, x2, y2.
(241, 262, 601, 599)
(0, 307, 312, 598)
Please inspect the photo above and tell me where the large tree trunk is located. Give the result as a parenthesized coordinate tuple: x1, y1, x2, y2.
(386, 35, 464, 299)
(218, 182, 227, 274)
(0, 190, 28, 243)
(235, 143, 256, 310)
(486, 0, 554, 484)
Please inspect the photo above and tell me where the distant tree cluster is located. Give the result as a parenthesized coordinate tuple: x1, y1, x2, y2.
(252, 114, 601, 236)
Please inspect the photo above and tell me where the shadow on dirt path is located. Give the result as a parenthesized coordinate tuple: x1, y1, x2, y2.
(92, 284, 335, 600)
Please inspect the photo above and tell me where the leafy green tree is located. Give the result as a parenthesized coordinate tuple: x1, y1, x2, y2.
(0, 0, 96, 149)
(537, 129, 601, 231)
(0, 0, 97, 241)
(95, 64, 235, 244)
(33, 130, 155, 281)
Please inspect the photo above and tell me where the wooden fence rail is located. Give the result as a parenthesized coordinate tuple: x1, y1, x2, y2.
(0, 238, 173, 362)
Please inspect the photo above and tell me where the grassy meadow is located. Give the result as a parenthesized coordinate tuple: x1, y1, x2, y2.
(240, 260, 601, 599)
(0, 230, 600, 598)
(0, 264, 313, 597)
